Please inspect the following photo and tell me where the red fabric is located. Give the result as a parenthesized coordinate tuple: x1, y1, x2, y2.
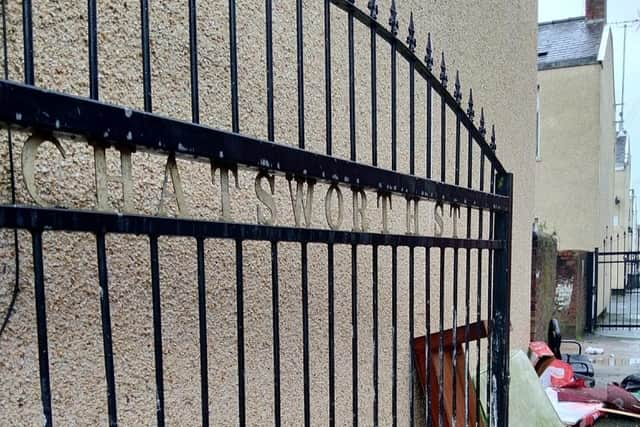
(557, 384, 640, 414)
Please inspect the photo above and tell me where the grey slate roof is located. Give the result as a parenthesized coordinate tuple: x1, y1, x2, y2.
(538, 17, 605, 71)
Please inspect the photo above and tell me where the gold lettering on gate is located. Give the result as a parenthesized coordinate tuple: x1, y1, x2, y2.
(450, 205, 461, 239)
(352, 189, 368, 232)
(255, 171, 276, 225)
(93, 145, 133, 212)
(21, 134, 66, 207)
(288, 177, 315, 228)
(324, 184, 344, 230)
(434, 202, 444, 237)
(211, 162, 239, 221)
(405, 198, 420, 235)
(377, 192, 393, 234)
(158, 154, 189, 217)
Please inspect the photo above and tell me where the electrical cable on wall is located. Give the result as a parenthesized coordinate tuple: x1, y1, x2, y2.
(0, 0, 21, 342)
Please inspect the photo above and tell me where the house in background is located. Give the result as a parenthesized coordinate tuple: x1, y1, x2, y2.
(535, 0, 619, 252)
(614, 131, 634, 245)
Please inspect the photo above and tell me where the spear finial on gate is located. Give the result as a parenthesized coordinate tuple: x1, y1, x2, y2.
(425, 33, 434, 72)
(490, 124, 496, 151)
(454, 71, 462, 105)
(367, 0, 378, 19)
(479, 108, 486, 137)
(467, 89, 475, 122)
(440, 52, 448, 88)
(407, 12, 416, 52)
(389, 0, 399, 36)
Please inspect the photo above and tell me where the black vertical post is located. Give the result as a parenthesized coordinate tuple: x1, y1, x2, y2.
(296, 0, 305, 149)
(301, 244, 311, 427)
(196, 238, 209, 426)
(438, 248, 445, 427)
(22, 0, 34, 85)
(593, 247, 599, 330)
(424, 248, 432, 427)
(229, 0, 239, 132)
(372, 245, 379, 427)
(97, 232, 118, 426)
(271, 242, 281, 426)
(408, 246, 415, 426)
(389, 0, 398, 172)
(391, 245, 398, 427)
(324, 0, 332, 155)
(235, 239, 246, 425)
(348, 6, 356, 162)
(88, 0, 99, 100)
(266, 0, 275, 141)
(351, 245, 359, 426)
(140, 0, 152, 112)
(425, 34, 433, 179)
(490, 173, 513, 426)
(439, 53, 448, 183)
(585, 251, 594, 333)
(32, 231, 53, 425)
(188, 0, 200, 124)
(368, 1, 378, 165)
(149, 235, 165, 426)
(328, 243, 336, 427)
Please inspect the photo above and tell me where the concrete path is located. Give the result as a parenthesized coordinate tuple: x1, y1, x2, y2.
(565, 333, 640, 426)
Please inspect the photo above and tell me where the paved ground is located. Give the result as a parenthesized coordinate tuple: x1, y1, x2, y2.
(567, 332, 640, 426)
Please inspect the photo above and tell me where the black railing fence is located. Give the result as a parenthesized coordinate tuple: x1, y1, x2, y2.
(0, 0, 513, 426)
(593, 231, 640, 329)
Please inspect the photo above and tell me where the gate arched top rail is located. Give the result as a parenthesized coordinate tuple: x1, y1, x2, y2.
(330, 0, 505, 175)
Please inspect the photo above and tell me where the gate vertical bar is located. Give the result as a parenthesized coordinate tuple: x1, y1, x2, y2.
(594, 248, 599, 329)
(149, 235, 165, 426)
(271, 242, 281, 426)
(235, 240, 246, 425)
(229, 0, 239, 132)
(188, 0, 200, 124)
(302, 243, 311, 427)
(324, 0, 332, 155)
(22, 0, 34, 84)
(585, 251, 594, 333)
(372, 245, 379, 426)
(88, 0, 99, 99)
(266, 0, 274, 141)
(425, 248, 432, 427)
(369, 1, 378, 165)
(140, 0, 152, 112)
(351, 245, 359, 426)
(392, 245, 398, 427)
(490, 172, 513, 426)
(348, 6, 356, 162)
(97, 232, 118, 426)
(196, 238, 209, 426)
(328, 243, 336, 427)
(296, 0, 305, 148)
(32, 231, 53, 426)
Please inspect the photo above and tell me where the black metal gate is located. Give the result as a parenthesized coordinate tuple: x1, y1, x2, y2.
(0, 0, 513, 425)
(592, 233, 640, 330)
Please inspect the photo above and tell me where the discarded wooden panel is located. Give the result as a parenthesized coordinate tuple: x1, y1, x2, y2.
(413, 321, 488, 427)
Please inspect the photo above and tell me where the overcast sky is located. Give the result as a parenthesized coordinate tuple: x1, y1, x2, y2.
(539, 0, 640, 223)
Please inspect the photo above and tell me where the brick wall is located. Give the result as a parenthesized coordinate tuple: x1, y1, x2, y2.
(555, 250, 589, 338)
(530, 233, 590, 341)
(530, 232, 558, 341)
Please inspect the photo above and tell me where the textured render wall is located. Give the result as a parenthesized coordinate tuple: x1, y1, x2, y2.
(530, 232, 557, 342)
(599, 32, 617, 248)
(0, 0, 536, 424)
(535, 64, 602, 251)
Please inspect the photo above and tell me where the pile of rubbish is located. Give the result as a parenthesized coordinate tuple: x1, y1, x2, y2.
(528, 340, 640, 425)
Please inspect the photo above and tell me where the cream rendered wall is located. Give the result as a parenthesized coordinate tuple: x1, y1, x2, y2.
(535, 64, 602, 250)
(0, 1, 536, 424)
(599, 32, 617, 247)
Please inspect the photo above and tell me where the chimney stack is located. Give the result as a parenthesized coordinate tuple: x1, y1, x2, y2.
(586, 0, 606, 22)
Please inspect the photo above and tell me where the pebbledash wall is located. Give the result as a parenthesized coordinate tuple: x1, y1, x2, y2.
(0, 0, 536, 425)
